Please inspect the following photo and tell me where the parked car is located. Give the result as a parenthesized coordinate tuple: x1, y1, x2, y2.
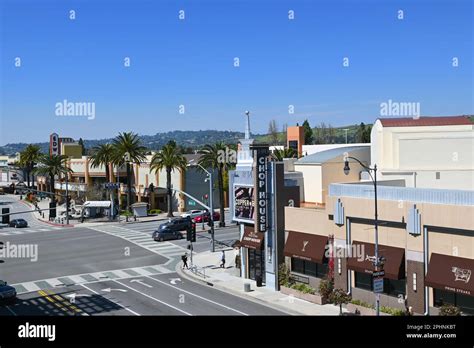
(153, 217, 192, 241)
(0, 280, 17, 304)
(180, 210, 205, 219)
(9, 219, 28, 228)
(194, 211, 220, 223)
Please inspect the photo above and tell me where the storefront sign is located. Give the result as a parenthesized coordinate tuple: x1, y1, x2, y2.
(50, 133, 59, 156)
(254, 147, 268, 233)
(233, 185, 254, 223)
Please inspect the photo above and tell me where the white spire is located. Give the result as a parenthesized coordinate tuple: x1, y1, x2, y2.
(244, 110, 250, 139)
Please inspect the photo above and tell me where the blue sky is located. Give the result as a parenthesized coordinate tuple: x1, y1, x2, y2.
(0, 0, 472, 144)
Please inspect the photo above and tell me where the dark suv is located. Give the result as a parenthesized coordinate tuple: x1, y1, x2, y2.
(0, 280, 17, 304)
(153, 217, 191, 242)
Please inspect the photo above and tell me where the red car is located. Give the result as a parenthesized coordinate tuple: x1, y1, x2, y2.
(194, 211, 220, 223)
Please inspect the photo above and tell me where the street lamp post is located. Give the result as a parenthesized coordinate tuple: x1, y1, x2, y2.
(343, 155, 381, 316)
(188, 160, 215, 252)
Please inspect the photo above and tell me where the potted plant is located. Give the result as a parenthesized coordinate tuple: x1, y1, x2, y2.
(439, 304, 461, 316)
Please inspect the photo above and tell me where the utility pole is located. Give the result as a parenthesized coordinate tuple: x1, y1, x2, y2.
(209, 171, 215, 253)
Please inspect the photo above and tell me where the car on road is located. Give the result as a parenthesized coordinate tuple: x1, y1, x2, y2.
(180, 210, 205, 219)
(194, 211, 220, 223)
(153, 217, 192, 241)
(0, 280, 17, 304)
(9, 219, 28, 228)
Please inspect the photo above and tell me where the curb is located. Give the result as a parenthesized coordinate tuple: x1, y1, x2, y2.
(18, 199, 75, 227)
(175, 262, 300, 316)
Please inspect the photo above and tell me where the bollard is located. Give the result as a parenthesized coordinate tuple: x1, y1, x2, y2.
(244, 283, 251, 292)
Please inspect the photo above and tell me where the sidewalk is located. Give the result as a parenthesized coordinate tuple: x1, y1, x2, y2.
(177, 249, 346, 316)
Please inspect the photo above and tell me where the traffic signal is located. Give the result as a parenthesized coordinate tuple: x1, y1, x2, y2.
(187, 222, 196, 242)
(49, 201, 57, 219)
(1, 208, 9, 224)
(66, 195, 71, 212)
(0, 241, 4, 264)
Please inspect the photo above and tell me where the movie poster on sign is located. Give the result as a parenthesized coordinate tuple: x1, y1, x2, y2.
(233, 185, 255, 223)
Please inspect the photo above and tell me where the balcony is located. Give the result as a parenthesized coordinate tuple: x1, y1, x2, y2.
(329, 183, 474, 206)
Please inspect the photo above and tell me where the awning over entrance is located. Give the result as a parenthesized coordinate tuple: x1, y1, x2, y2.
(240, 225, 264, 250)
(425, 253, 473, 296)
(347, 241, 405, 280)
(284, 231, 328, 263)
(83, 201, 111, 208)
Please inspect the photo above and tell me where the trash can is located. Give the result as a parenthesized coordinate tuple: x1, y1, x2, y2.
(244, 283, 251, 292)
(256, 276, 263, 287)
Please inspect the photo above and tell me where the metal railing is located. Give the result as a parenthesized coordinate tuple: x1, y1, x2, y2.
(189, 265, 207, 279)
(329, 183, 474, 206)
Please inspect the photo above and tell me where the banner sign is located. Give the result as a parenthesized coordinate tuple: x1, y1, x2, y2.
(233, 185, 255, 223)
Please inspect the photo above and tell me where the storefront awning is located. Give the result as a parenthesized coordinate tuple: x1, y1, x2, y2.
(284, 231, 328, 263)
(425, 253, 473, 296)
(347, 241, 405, 280)
(83, 201, 111, 208)
(240, 226, 264, 250)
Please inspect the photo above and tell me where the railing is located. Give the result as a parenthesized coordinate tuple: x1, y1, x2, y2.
(189, 265, 207, 279)
(329, 183, 474, 206)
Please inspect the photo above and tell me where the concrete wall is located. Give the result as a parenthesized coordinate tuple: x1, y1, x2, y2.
(293, 165, 322, 203)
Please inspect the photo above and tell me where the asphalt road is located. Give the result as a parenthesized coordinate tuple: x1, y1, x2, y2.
(0, 272, 285, 316)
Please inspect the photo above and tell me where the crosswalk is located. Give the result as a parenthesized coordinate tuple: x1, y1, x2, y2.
(89, 224, 188, 260)
(0, 225, 64, 236)
(11, 264, 173, 294)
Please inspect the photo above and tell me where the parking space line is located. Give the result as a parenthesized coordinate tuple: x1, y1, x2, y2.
(145, 276, 249, 316)
(113, 279, 192, 316)
(80, 283, 141, 316)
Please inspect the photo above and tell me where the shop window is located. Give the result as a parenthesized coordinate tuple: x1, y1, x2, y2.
(291, 258, 328, 278)
(434, 289, 474, 315)
(354, 272, 406, 297)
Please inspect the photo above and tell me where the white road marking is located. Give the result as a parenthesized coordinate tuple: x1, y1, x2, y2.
(145, 276, 249, 316)
(80, 283, 141, 316)
(114, 279, 192, 316)
(5, 305, 17, 316)
(130, 279, 153, 288)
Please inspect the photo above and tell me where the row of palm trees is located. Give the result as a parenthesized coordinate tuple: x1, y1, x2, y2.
(16, 133, 238, 226)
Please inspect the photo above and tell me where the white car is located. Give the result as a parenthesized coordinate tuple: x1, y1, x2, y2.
(180, 210, 205, 219)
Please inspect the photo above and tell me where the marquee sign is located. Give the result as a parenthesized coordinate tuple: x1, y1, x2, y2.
(50, 133, 59, 156)
(254, 146, 269, 233)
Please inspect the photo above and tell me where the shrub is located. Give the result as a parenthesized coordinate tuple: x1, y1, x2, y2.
(148, 209, 162, 215)
(278, 263, 291, 287)
(439, 304, 461, 316)
(120, 210, 133, 217)
(350, 299, 374, 309)
(318, 278, 334, 300)
(290, 282, 316, 294)
(380, 306, 406, 316)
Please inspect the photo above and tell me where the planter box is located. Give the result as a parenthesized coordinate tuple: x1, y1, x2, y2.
(280, 285, 327, 305)
(346, 303, 390, 316)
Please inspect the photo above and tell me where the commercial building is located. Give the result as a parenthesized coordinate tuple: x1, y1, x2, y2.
(282, 115, 474, 315)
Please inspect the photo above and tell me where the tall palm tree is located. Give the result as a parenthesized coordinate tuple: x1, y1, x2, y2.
(150, 142, 187, 217)
(271, 147, 297, 161)
(112, 132, 147, 212)
(34, 154, 72, 203)
(90, 143, 115, 182)
(19, 145, 42, 188)
(199, 142, 235, 227)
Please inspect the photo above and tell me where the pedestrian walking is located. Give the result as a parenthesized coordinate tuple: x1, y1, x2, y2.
(220, 250, 226, 268)
(181, 253, 188, 269)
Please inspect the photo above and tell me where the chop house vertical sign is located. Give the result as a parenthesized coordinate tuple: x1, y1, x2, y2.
(253, 145, 269, 233)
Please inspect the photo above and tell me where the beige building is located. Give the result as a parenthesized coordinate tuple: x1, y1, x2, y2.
(371, 116, 474, 190)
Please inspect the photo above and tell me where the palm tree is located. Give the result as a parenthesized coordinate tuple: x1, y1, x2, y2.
(271, 147, 297, 161)
(34, 154, 72, 203)
(90, 144, 115, 182)
(199, 142, 235, 227)
(19, 145, 42, 188)
(150, 142, 187, 217)
(112, 132, 147, 212)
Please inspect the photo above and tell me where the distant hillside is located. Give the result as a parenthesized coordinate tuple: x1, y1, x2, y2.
(0, 130, 253, 155)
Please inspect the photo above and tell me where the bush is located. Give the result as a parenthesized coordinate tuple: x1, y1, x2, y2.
(380, 306, 406, 316)
(318, 278, 334, 300)
(350, 299, 374, 309)
(120, 210, 133, 217)
(148, 209, 162, 215)
(439, 304, 461, 316)
(290, 282, 316, 294)
(278, 263, 292, 287)
(330, 288, 352, 315)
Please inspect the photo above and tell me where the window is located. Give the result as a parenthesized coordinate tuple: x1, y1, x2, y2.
(434, 289, 474, 315)
(291, 258, 328, 278)
(354, 272, 406, 297)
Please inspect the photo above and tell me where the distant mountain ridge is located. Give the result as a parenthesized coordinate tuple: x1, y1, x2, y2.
(0, 129, 253, 155)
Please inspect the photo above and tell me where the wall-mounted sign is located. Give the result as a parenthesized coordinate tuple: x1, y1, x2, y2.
(50, 133, 59, 156)
(254, 146, 269, 233)
(233, 185, 254, 223)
